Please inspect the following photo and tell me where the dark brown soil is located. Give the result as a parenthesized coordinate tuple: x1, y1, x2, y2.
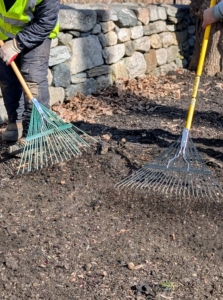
(1, 70, 223, 300)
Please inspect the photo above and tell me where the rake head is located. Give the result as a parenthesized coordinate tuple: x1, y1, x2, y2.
(17, 99, 97, 174)
(116, 134, 222, 201)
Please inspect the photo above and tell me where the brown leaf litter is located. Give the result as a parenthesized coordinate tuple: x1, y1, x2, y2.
(51, 74, 184, 123)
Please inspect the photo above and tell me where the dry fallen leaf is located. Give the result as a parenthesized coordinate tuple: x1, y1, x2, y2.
(51, 75, 184, 123)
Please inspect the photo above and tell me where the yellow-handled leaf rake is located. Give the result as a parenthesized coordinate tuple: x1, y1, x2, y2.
(116, 0, 222, 200)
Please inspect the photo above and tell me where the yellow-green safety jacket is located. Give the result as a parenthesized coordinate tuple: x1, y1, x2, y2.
(0, 0, 59, 41)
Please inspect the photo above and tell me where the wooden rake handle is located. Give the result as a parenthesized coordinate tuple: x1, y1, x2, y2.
(0, 39, 33, 101)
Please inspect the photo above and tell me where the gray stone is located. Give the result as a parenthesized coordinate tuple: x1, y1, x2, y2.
(133, 36, 150, 53)
(188, 36, 196, 47)
(49, 87, 65, 106)
(115, 8, 138, 28)
(101, 21, 116, 33)
(69, 36, 104, 75)
(168, 16, 182, 24)
(166, 24, 176, 32)
(49, 46, 71, 67)
(159, 32, 177, 48)
(166, 45, 179, 63)
(51, 38, 58, 48)
(150, 67, 161, 77)
(116, 28, 131, 43)
(92, 23, 101, 34)
(130, 25, 144, 40)
(98, 33, 108, 48)
(150, 34, 162, 49)
(102, 44, 125, 64)
(160, 62, 177, 74)
(175, 30, 188, 44)
(110, 60, 128, 81)
(133, 8, 150, 25)
(188, 25, 195, 36)
(59, 8, 97, 32)
(124, 51, 147, 79)
(148, 5, 158, 22)
(95, 8, 118, 22)
(144, 49, 157, 74)
(58, 32, 73, 45)
(144, 21, 166, 36)
(105, 31, 118, 46)
(157, 6, 167, 20)
(162, 4, 189, 18)
(182, 41, 189, 53)
(80, 31, 91, 38)
(175, 57, 184, 68)
(52, 63, 71, 88)
(96, 74, 113, 90)
(0, 98, 8, 124)
(156, 48, 167, 66)
(69, 31, 81, 37)
(47, 68, 53, 86)
(87, 65, 110, 77)
(66, 78, 97, 98)
(71, 72, 87, 84)
(124, 40, 135, 57)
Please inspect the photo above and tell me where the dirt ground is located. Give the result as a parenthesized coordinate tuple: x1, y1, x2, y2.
(1, 70, 223, 300)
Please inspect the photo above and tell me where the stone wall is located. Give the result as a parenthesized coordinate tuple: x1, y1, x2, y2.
(61, 1, 191, 5)
(0, 3, 195, 124)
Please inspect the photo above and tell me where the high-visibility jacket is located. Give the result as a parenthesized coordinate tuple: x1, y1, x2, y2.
(0, 0, 59, 41)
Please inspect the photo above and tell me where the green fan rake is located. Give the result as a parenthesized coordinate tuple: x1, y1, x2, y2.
(116, 0, 223, 201)
(17, 99, 96, 174)
(0, 40, 97, 174)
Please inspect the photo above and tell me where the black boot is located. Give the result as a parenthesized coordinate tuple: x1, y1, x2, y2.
(7, 105, 32, 156)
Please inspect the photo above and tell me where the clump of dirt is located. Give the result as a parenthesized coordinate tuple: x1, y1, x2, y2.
(1, 70, 223, 300)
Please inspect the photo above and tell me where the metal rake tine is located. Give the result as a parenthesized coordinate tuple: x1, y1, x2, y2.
(116, 172, 140, 189)
(61, 130, 82, 154)
(170, 174, 179, 195)
(190, 174, 195, 198)
(124, 167, 155, 189)
(146, 171, 167, 190)
(183, 174, 190, 198)
(203, 178, 210, 199)
(161, 173, 176, 194)
(152, 172, 169, 191)
(207, 179, 219, 201)
(139, 170, 162, 189)
(132, 169, 155, 189)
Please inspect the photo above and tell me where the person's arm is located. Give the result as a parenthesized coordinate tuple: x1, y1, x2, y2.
(202, 1, 223, 29)
(212, 1, 223, 20)
(16, 0, 60, 49)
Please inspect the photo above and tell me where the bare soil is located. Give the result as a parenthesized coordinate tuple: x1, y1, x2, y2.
(0, 70, 223, 300)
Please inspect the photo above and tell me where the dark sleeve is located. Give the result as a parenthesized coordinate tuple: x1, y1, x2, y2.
(16, 0, 60, 49)
(213, 2, 223, 20)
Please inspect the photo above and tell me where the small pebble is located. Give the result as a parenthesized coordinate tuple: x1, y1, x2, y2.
(127, 262, 135, 270)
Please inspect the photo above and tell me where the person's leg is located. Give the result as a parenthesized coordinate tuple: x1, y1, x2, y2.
(8, 38, 51, 154)
(0, 55, 24, 141)
(21, 38, 51, 136)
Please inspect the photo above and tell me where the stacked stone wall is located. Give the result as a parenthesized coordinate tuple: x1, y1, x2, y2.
(0, 3, 195, 123)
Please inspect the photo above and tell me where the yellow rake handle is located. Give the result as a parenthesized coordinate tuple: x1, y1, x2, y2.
(0, 39, 33, 101)
(185, 0, 216, 130)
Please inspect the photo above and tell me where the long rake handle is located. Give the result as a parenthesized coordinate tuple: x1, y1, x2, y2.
(0, 40, 33, 101)
(185, 0, 216, 130)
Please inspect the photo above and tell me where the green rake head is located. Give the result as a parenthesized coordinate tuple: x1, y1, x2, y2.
(116, 135, 223, 201)
(17, 98, 97, 174)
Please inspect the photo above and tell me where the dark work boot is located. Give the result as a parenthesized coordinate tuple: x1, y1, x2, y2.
(2, 122, 23, 142)
(7, 108, 31, 157)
